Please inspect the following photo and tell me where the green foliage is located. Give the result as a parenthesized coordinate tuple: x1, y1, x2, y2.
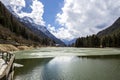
(75, 17, 120, 48)
(41, 38, 55, 46)
(75, 35, 100, 47)
(0, 2, 55, 46)
(75, 32, 120, 48)
(101, 32, 120, 47)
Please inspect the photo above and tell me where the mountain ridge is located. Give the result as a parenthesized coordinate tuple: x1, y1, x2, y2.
(20, 16, 65, 46)
(74, 17, 120, 48)
(0, 1, 54, 46)
(5, 4, 65, 46)
(97, 17, 120, 37)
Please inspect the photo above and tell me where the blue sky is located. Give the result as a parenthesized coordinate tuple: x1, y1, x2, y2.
(1, 0, 120, 40)
(20, 0, 63, 28)
(22, 0, 33, 13)
(40, 0, 63, 29)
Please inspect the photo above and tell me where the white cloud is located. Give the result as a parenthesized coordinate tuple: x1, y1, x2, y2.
(1, 0, 120, 40)
(49, 0, 120, 40)
(47, 24, 56, 33)
(0, 0, 10, 5)
(47, 24, 73, 40)
(10, 0, 26, 13)
(0, 0, 45, 26)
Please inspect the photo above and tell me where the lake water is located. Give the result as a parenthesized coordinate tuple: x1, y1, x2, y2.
(14, 47, 120, 80)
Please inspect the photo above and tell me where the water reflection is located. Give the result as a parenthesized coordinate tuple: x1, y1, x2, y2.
(40, 56, 79, 80)
(14, 58, 52, 80)
(48, 56, 77, 64)
(14, 56, 120, 80)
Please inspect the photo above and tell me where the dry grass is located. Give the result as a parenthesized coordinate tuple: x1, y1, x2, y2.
(0, 44, 34, 52)
(0, 44, 19, 51)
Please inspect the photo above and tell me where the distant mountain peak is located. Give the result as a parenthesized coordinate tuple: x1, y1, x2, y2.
(62, 38, 76, 45)
(3, 3, 65, 46)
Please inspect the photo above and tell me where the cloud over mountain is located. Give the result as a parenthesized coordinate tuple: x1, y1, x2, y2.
(1, 0, 120, 40)
(0, 0, 10, 5)
(48, 0, 120, 40)
(0, 0, 45, 26)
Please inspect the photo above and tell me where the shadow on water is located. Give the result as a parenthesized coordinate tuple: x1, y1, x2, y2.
(14, 55, 120, 80)
(14, 58, 53, 79)
(13, 48, 120, 80)
(78, 54, 120, 59)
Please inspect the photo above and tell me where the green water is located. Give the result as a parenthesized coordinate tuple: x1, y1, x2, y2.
(14, 47, 120, 80)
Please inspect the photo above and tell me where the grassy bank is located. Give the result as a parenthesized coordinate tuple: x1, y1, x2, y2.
(0, 44, 35, 52)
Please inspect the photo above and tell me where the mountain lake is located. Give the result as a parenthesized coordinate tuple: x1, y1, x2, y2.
(14, 47, 120, 80)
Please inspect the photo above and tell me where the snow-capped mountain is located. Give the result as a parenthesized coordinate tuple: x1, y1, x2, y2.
(2, 3, 65, 46)
(21, 17, 65, 45)
(20, 16, 65, 46)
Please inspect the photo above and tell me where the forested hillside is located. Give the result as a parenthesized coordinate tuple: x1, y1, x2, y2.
(0, 1, 54, 46)
(75, 18, 120, 48)
(20, 17, 65, 46)
(97, 17, 120, 37)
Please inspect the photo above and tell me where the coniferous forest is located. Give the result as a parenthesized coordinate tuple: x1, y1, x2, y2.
(0, 2, 55, 46)
(0, 1, 120, 48)
(75, 17, 120, 48)
(75, 33, 120, 48)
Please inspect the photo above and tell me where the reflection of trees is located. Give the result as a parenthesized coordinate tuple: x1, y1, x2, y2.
(14, 58, 52, 78)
